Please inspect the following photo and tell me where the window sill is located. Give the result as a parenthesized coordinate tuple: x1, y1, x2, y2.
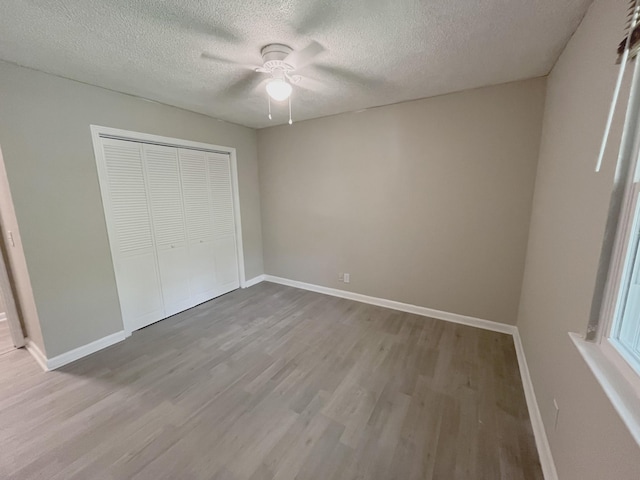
(570, 332, 640, 447)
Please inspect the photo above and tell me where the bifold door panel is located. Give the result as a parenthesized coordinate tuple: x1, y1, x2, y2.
(208, 152, 240, 290)
(145, 144, 192, 316)
(97, 137, 240, 332)
(101, 139, 166, 330)
(179, 149, 218, 303)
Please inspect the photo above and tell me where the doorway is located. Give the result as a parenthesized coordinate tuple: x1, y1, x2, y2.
(0, 143, 37, 358)
(0, 218, 25, 355)
(0, 247, 24, 354)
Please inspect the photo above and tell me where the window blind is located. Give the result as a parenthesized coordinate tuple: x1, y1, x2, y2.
(618, 0, 640, 63)
(597, 0, 640, 172)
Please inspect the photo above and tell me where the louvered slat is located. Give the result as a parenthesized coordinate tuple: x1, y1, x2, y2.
(179, 149, 213, 241)
(207, 152, 235, 237)
(144, 144, 187, 246)
(103, 142, 154, 253)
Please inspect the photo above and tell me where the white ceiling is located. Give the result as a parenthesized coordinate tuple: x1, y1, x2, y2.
(0, 0, 592, 129)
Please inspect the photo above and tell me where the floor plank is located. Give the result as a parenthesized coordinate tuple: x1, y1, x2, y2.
(0, 282, 543, 479)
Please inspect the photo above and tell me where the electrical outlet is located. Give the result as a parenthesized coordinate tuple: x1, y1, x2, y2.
(338, 273, 344, 281)
(553, 398, 560, 430)
(344, 273, 350, 283)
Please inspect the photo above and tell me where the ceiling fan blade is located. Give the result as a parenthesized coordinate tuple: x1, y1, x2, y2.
(218, 71, 267, 98)
(117, 2, 243, 44)
(157, 4, 242, 44)
(293, 1, 339, 36)
(285, 41, 325, 71)
(251, 77, 270, 95)
(201, 52, 262, 71)
(201, 52, 236, 65)
(311, 65, 386, 88)
(295, 76, 327, 93)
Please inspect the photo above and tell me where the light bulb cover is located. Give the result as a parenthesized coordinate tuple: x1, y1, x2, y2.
(266, 78, 292, 101)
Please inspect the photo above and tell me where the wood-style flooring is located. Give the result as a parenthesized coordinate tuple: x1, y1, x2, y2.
(0, 282, 542, 479)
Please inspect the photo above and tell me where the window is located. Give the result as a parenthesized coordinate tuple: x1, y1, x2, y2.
(610, 185, 640, 376)
(571, 0, 640, 447)
(572, 142, 640, 447)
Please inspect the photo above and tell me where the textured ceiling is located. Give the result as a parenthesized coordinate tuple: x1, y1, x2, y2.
(0, 0, 592, 128)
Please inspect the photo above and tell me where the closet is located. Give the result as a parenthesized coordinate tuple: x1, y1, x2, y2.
(96, 135, 240, 333)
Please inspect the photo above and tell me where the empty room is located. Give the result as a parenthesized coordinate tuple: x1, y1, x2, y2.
(1, 0, 640, 479)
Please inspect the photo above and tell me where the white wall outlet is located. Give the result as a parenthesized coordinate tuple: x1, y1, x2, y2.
(553, 398, 560, 430)
(338, 273, 344, 281)
(344, 273, 350, 283)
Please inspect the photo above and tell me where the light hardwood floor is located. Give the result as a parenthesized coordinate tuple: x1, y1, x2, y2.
(0, 282, 542, 479)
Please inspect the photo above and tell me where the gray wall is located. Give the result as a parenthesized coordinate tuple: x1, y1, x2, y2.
(517, 0, 640, 478)
(258, 78, 546, 325)
(0, 61, 264, 357)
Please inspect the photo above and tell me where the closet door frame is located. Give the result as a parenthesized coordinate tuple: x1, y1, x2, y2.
(90, 125, 247, 334)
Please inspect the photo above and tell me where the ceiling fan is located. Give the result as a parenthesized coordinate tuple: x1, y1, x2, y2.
(202, 41, 325, 124)
(256, 44, 316, 98)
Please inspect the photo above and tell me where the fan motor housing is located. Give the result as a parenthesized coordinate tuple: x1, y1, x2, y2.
(261, 44, 295, 72)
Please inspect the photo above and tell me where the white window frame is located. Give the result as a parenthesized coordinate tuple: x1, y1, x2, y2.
(600, 179, 640, 384)
(572, 123, 640, 447)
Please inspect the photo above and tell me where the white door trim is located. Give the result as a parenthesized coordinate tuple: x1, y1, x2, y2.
(0, 243, 24, 348)
(0, 144, 38, 351)
(89, 125, 247, 335)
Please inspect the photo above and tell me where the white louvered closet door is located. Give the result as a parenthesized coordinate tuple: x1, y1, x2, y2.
(100, 139, 165, 331)
(207, 152, 240, 292)
(143, 144, 192, 317)
(178, 148, 217, 304)
(96, 133, 242, 333)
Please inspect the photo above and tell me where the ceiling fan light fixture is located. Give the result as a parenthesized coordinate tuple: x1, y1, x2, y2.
(266, 78, 292, 101)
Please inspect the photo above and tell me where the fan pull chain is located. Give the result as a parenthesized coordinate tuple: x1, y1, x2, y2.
(288, 95, 293, 125)
(268, 96, 272, 120)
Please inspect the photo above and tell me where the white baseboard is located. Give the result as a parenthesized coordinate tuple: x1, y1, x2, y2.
(27, 332, 127, 371)
(243, 274, 265, 288)
(261, 274, 556, 479)
(45, 330, 127, 370)
(511, 330, 558, 480)
(25, 338, 48, 372)
(263, 275, 516, 335)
